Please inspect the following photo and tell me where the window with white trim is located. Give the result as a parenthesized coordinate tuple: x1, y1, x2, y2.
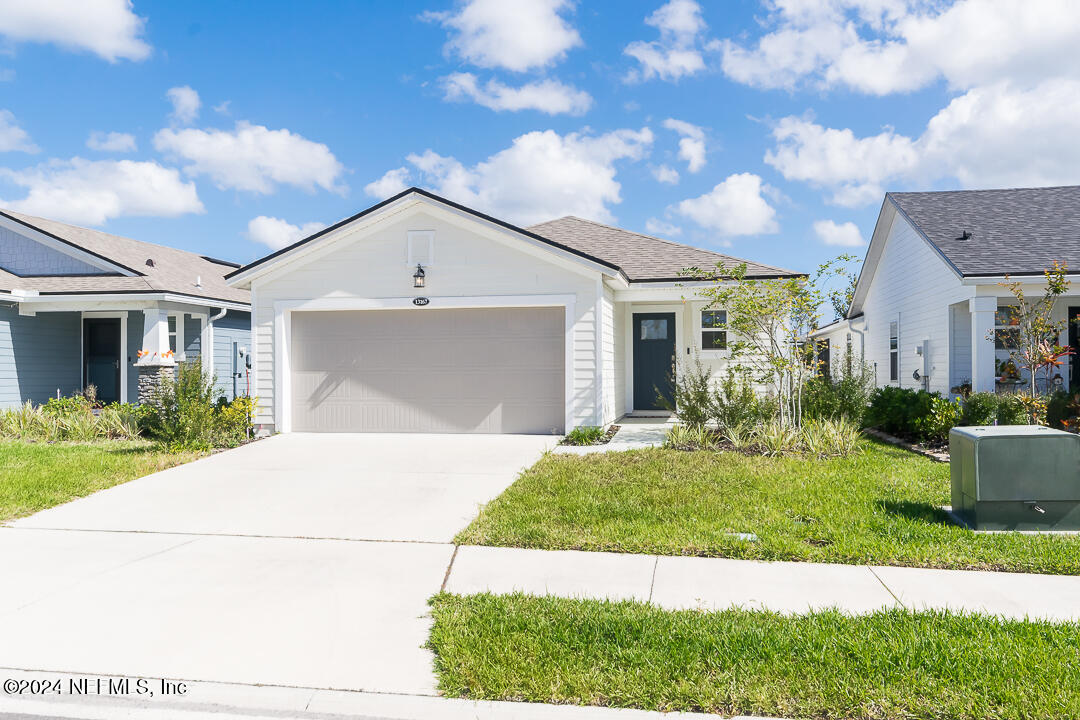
(700, 310, 727, 350)
(994, 306, 1020, 349)
(889, 320, 899, 382)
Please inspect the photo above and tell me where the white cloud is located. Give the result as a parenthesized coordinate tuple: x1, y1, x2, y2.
(675, 173, 779, 236)
(153, 121, 346, 195)
(424, 0, 581, 72)
(719, 0, 1080, 95)
(86, 131, 136, 153)
(166, 86, 200, 125)
(645, 217, 682, 236)
(652, 164, 680, 184)
(441, 73, 592, 115)
(662, 117, 706, 172)
(0, 158, 203, 226)
(766, 79, 1080, 205)
(365, 127, 654, 225)
(813, 219, 865, 246)
(364, 167, 411, 200)
(918, 79, 1080, 189)
(624, 0, 713, 82)
(0, 0, 150, 62)
(246, 215, 325, 251)
(0, 110, 38, 153)
(764, 114, 917, 207)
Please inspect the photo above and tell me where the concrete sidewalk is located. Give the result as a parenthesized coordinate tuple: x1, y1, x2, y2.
(0, 669, 753, 720)
(444, 545, 1080, 621)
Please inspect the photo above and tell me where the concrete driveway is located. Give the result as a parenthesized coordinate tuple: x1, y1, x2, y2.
(0, 433, 555, 696)
(10, 432, 556, 542)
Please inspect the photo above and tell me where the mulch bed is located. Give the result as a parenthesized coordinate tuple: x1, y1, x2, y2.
(560, 425, 621, 446)
(862, 428, 949, 463)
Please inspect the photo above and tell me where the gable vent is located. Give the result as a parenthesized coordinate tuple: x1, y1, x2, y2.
(407, 230, 434, 266)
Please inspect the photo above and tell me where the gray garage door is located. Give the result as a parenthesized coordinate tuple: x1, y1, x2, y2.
(290, 307, 564, 434)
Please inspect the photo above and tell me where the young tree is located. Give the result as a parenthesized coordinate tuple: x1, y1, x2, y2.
(995, 262, 1071, 396)
(686, 257, 852, 428)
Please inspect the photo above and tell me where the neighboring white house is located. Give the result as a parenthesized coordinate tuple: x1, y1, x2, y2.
(225, 188, 801, 435)
(812, 186, 1080, 396)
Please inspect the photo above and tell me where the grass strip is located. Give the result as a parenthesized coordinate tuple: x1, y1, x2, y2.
(429, 592, 1080, 720)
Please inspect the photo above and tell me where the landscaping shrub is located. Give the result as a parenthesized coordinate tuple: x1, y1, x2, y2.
(664, 424, 718, 451)
(563, 426, 606, 446)
(1046, 391, 1073, 430)
(959, 392, 999, 426)
(142, 360, 253, 451)
(914, 395, 961, 443)
(0, 391, 141, 443)
(997, 394, 1034, 425)
(802, 352, 874, 424)
(864, 386, 936, 437)
(663, 354, 713, 428)
(715, 369, 775, 431)
(664, 418, 860, 458)
(213, 396, 256, 448)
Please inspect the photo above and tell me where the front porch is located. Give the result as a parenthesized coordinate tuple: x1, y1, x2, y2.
(1, 295, 249, 407)
(947, 291, 1080, 396)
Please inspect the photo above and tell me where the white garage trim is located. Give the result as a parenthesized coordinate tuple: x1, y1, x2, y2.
(273, 294, 577, 433)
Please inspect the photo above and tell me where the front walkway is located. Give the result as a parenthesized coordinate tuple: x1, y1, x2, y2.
(554, 416, 674, 455)
(443, 545, 1080, 621)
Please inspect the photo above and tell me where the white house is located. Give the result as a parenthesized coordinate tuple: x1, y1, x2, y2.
(225, 188, 801, 435)
(812, 186, 1080, 396)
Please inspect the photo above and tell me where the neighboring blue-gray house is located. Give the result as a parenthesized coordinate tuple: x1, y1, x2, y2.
(0, 209, 251, 408)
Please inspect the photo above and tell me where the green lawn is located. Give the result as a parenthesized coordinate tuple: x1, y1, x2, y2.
(429, 593, 1080, 720)
(457, 440, 1080, 575)
(0, 440, 202, 522)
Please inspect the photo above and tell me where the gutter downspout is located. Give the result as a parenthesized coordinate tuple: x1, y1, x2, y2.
(209, 307, 228, 324)
(849, 316, 866, 365)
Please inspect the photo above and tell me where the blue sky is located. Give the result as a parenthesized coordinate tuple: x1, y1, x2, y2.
(1, 0, 1077, 278)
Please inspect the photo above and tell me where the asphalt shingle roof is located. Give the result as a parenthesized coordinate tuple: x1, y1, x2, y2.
(0, 210, 249, 305)
(527, 216, 802, 281)
(889, 186, 1080, 277)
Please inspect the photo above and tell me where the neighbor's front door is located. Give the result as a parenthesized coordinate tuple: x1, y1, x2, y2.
(633, 312, 676, 411)
(83, 318, 121, 403)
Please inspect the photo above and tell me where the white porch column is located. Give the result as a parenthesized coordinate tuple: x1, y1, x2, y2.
(970, 296, 997, 393)
(137, 308, 175, 366)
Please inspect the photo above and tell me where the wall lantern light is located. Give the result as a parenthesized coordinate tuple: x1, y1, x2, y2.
(413, 263, 426, 289)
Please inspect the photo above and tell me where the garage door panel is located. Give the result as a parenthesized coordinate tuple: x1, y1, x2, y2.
(291, 308, 564, 434)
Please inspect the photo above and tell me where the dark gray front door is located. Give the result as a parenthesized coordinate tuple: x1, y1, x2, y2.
(633, 312, 676, 411)
(83, 318, 121, 403)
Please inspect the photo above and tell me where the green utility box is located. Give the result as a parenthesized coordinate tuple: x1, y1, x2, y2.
(950, 425, 1080, 531)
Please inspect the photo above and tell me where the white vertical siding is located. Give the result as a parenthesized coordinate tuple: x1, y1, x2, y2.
(860, 212, 972, 394)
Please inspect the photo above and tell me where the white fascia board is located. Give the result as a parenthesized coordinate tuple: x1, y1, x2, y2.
(0, 215, 136, 276)
(613, 281, 731, 303)
(15, 292, 249, 312)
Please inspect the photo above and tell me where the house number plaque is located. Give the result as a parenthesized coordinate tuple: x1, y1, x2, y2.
(413, 297, 430, 306)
